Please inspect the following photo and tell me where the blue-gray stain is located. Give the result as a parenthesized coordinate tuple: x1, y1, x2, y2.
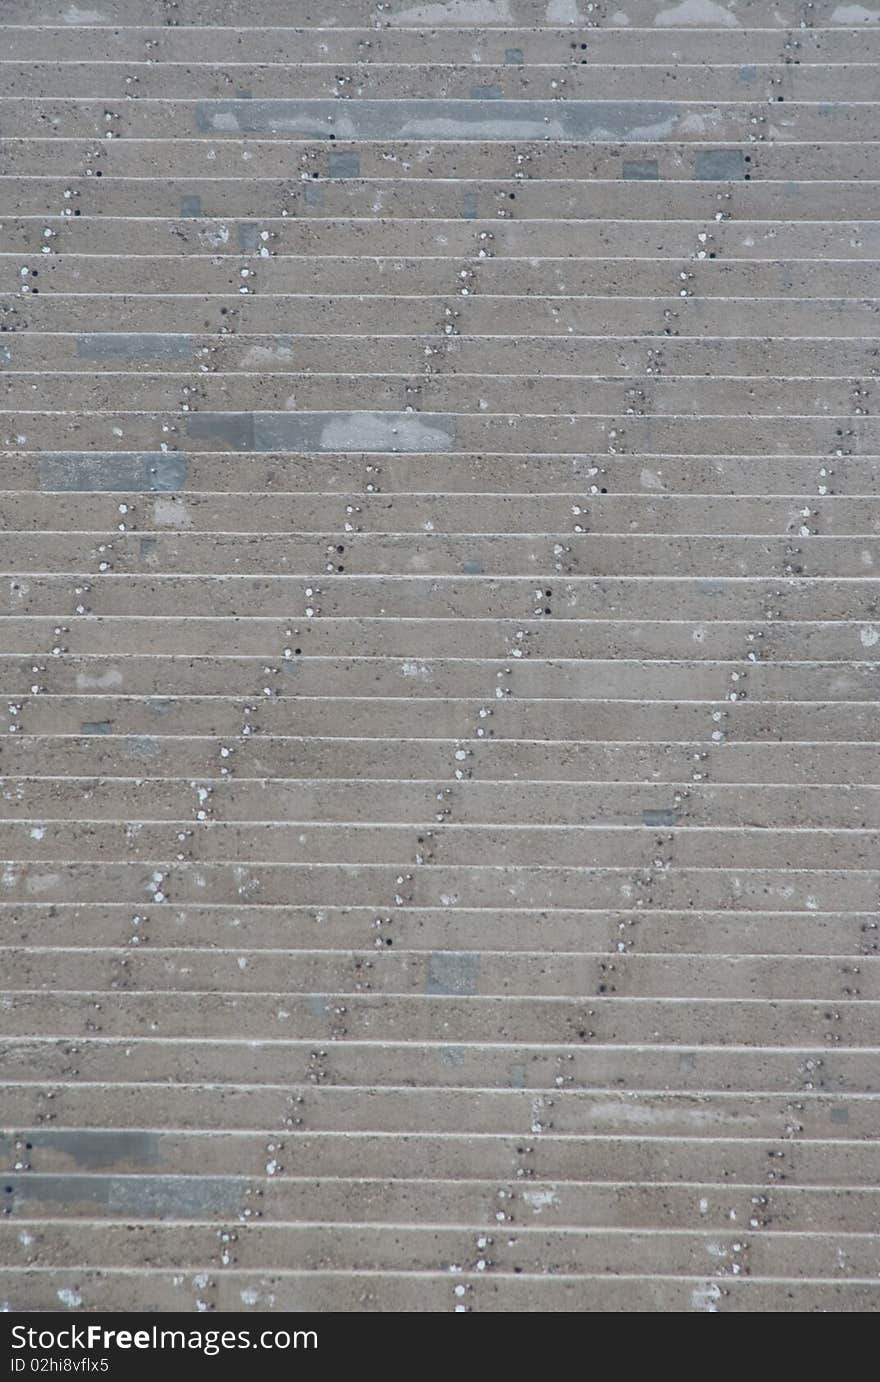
(623, 159, 659, 181)
(185, 412, 255, 450)
(470, 84, 503, 100)
(642, 808, 678, 827)
(110, 1174, 248, 1216)
(462, 559, 484, 574)
(237, 223, 261, 251)
(462, 191, 479, 219)
(186, 411, 455, 454)
(438, 1045, 466, 1067)
(304, 182, 324, 207)
(20, 1129, 161, 1170)
(738, 65, 757, 82)
(194, 100, 682, 143)
(329, 152, 360, 178)
(4, 1174, 246, 1218)
(80, 721, 113, 735)
(504, 48, 524, 65)
(426, 951, 479, 996)
(75, 334, 192, 362)
(39, 452, 187, 492)
(180, 194, 202, 217)
(126, 736, 160, 758)
(695, 149, 746, 181)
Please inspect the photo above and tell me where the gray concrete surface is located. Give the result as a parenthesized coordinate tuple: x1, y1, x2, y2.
(1, 0, 880, 1313)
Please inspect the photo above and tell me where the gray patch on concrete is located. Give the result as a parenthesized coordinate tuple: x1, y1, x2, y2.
(304, 183, 323, 207)
(194, 100, 681, 143)
(4, 1174, 246, 1218)
(328, 152, 360, 178)
(147, 699, 174, 719)
(38, 453, 188, 492)
(462, 190, 479, 219)
(75, 334, 192, 362)
(437, 1045, 466, 1066)
(126, 736, 160, 758)
(185, 412, 256, 450)
(24, 1130, 161, 1170)
(80, 721, 113, 735)
(470, 84, 503, 99)
(504, 48, 524, 64)
(2, 1175, 109, 1210)
(642, 808, 679, 827)
(695, 149, 746, 180)
(109, 1176, 247, 1217)
(830, 1107, 850, 1124)
(462, 559, 484, 574)
(236, 224, 260, 251)
(310, 413, 454, 453)
(623, 159, 659, 180)
(180, 195, 202, 217)
(185, 412, 454, 453)
(426, 951, 479, 995)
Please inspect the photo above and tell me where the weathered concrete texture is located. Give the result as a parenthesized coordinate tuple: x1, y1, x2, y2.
(1, 0, 880, 1317)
